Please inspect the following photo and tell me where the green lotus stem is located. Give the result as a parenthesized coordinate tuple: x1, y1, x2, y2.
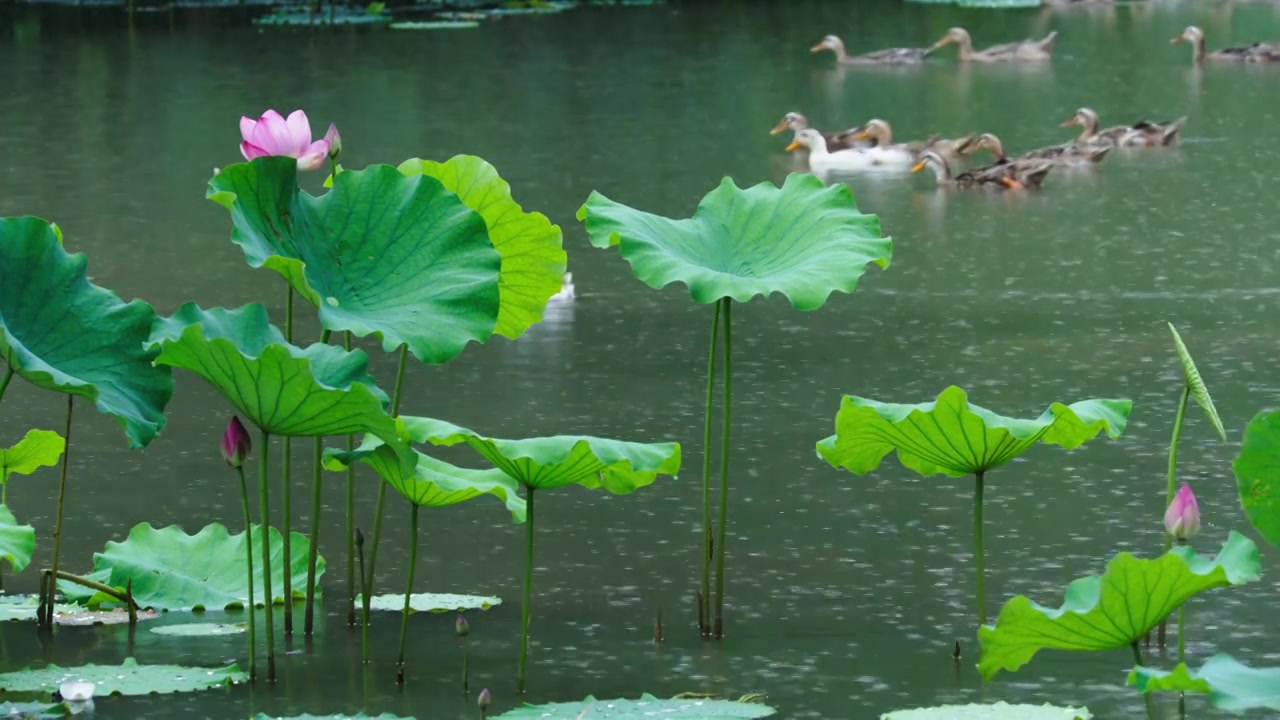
(44, 395, 73, 626)
(1132, 642, 1158, 719)
(364, 343, 409, 662)
(235, 465, 258, 681)
(712, 298, 732, 639)
(1176, 537, 1189, 663)
(973, 471, 987, 626)
(356, 527, 369, 663)
(699, 300, 721, 637)
(51, 569, 130, 605)
(259, 428, 276, 682)
(0, 366, 13, 405)
(397, 503, 419, 685)
(518, 486, 536, 694)
(345, 332, 357, 628)
(1158, 385, 1190, 647)
(281, 287, 295, 635)
(303, 328, 333, 636)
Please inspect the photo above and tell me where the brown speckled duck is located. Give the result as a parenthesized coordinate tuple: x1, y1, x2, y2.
(810, 34, 932, 65)
(770, 112, 871, 151)
(928, 27, 1057, 62)
(1062, 108, 1186, 147)
(1171, 25, 1280, 62)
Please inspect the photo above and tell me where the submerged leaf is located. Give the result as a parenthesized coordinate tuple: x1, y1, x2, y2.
(1168, 323, 1226, 441)
(977, 532, 1260, 680)
(58, 522, 322, 611)
(150, 623, 245, 637)
(0, 505, 34, 574)
(578, 173, 890, 309)
(353, 592, 501, 613)
(1232, 409, 1280, 548)
(208, 157, 502, 365)
(818, 386, 1130, 477)
(881, 703, 1091, 719)
(0, 217, 173, 448)
(399, 156, 566, 340)
(494, 694, 775, 719)
(0, 429, 66, 484)
(0, 657, 245, 695)
(1128, 653, 1280, 711)
(53, 608, 160, 626)
(400, 416, 681, 493)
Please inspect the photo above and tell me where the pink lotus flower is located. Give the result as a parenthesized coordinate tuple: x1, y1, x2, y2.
(239, 109, 332, 172)
(1164, 483, 1200, 541)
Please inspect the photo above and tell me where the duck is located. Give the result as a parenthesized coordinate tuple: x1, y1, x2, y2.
(912, 150, 1048, 190)
(1061, 108, 1186, 147)
(928, 27, 1057, 62)
(850, 119, 977, 163)
(810, 34, 932, 65)
(963, 132, 1111, 166)
(1170, 25, 1280, 62)
(770, 112, 872, 151)
(786, 128, 916, 173)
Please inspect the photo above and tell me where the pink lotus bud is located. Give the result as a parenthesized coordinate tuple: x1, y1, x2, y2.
(238, 109, 331, 172)
(221, 417, 251, 468)
(478, 688, 491, 709)
(456, 614, 469, 636)
(1164, 483, 1201, 541)
(324, 123, 342, 159)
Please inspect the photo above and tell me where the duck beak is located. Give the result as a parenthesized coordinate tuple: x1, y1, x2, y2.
(910, 160, 927, 173)
(1170, 33, 1184, 44)
(1060, 116, 1077, 128)
(928, 36, 950, 52)
(770, 118, 790, 135)
(850, 130, 869, 141)
(810, 42, 827, 53)
(785, 140, 803, 152)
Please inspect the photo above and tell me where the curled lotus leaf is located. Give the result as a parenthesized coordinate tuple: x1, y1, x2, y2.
(494, 694, 775, 719)
(818, 386, 1131, 477)
(978, 532, 1260, 680)
(1168, 323, 1226, 441)
(353, 592, 501, 613)
(0, 657, 245, 695)
(881, 703, 1091, 719)
(578, 173, 890, 309)
(1128, 653, 1280, 711)
(0, 505, 35, 574)
(399, 416, 681, 493)
(208, 157, 502, 365)
(1231, 409, 1280, 548)
(0, 217, 173, 448)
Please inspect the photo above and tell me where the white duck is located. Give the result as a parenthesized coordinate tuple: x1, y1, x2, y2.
(785, 128, 915, 173)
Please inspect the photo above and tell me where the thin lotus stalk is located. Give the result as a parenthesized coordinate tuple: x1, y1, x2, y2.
(258, 428, 276, 682)
(356, 527, 368, 663)
(974, 470, 987, 626)
(1176, 537, 1188, 663)
(396, 503, 420, 685)
(0, 366, 13, 404)
(281, 287, 295, 635)
(345, 332, 357, 627)
(363, 343, 409, 661)
(1158, 385, 1190, 646)
(1131, 642, 1158, 719)
(43, 395, 73, 626)
(712, 298, 732, 638)
(699, 301, 721, 637)
(517, 486, 536, 694)
(303, 328, 332, 635)
(235, 465, 258, 680)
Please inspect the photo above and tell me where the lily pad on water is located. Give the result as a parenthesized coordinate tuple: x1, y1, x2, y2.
(56, 522, 322, 611)
(53, 608, 160, 626)
(0, 505, 35, 574)
(578, 173, 889, 309)
(0, 217, 173, 448)
(389, 20, 479, 28)
(251, 714, 413, 719)
(978, 532, 1260, 680)
(1232, 409, 1280, 548)
(0, 702, 69, 719)
(208, 157, 502, 365)
(150, 623, 245, 637)
(0, 657, 245, 695)
(493, 694, 775, 719)
(1128, 653, 1280, 711)
(882, 703, 1091, 719)
(0, 594, 39, 621)
(353, 593, 500, 613)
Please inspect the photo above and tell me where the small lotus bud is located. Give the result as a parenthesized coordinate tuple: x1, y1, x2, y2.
(478, 688, 491, 711)
(221, 417, 251, 468)
(1164, 483, 1201, 541)
(356, 528, 365, 548)
(456, 614, 470, 636)
(324, 123, 342, 160)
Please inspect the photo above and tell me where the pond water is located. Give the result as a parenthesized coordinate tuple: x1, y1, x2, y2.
(3, 0, 1280, 717)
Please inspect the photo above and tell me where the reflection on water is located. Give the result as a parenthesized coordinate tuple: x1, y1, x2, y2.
(3, 0, 1280, 717)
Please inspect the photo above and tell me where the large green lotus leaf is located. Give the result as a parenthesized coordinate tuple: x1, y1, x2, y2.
(882, 703, 1091, 719)
(354, 592, 501, 613)
(1232, 409, 1280, 548)
(0, 217, 173, 448)
(208, 157, 501, 365)
(0, 657, 244, 695)
(494, 694, 775, 719)
(398, 156, 566, 340)
(0, 505, 34, 573)
(1, 429, 65, 485)
(399, 416, 682, 493)
(252, 714, 414, 719)
(817, 386, 1131, 477)
(58, 522, 322, 611)
(1168, 323, 1226, 440)
(324, 436, 525, 521)
(1128, 653, 1280, 711)
(977, 532, 1260, 680)
(577, 173, 890, 310)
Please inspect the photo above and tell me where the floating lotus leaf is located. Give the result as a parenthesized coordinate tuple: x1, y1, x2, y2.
(389, 20, 479, 28)
(978, 532, 1260, 680)
(353, 592, 501, 613)
(578, 173, 890, 309)
(818, 386, 1131, 477)
(0, 505, 34, 574)
(1232, 409, 1280, 548)
(252, 714, 414, 719)
(0, 657, 245, 695)
(1, 429, 65, 489)
(1168, 323, 1226, 440)
(1129, 653, 1280, 711)
(0, 594, 39, 621)
(150, 623, 245, 637)
(0, 702, 69, 719)
(53, 608, 160, 626)
(398, 156, 566, 340)
(0, 217, 173, 448)
(400, 416, 681, 493)
(208, 157, 502, 365)
(57, 522, 322, 611)
(324, 436, 525, 520)
(494, 694, 775, 719)
(882, 704, 1091, 719)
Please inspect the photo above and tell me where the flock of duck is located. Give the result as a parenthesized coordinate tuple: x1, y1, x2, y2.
(768, 22, 1276, 190)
